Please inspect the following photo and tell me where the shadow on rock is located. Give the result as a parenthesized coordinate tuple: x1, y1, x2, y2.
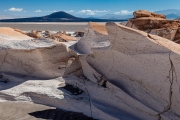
(58, 84, 84, 95)
(29, 108, 97, 120)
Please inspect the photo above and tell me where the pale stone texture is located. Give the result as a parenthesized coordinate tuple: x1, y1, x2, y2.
(0, 38, 69, 79)
(2, 21, 180, 120)
(71, 22, 180, 119)
(126, 10, 180, 44)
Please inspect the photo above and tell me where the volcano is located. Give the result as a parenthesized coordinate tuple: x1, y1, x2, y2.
(0, 11, 127, 22)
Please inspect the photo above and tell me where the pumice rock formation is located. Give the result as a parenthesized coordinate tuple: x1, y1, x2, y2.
(0, 39, 70, 78)
(0, 28, 71, 78)
(126, 10, 180, 44)
(1, 21, 180, 120)
(71, 22, 110, 54)
(71, 22, 180, 119)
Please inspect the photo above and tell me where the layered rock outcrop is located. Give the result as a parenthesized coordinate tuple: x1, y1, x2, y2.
(126, 10, 180, 44)
(2, 21, 180, 120)
(133, 10, 166, 19)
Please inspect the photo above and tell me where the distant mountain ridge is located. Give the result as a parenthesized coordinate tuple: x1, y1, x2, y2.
(155, 9, 180, 19)
(0, 11, 127, 22)
(44, 11, 79, 19)
(1, 9, 180, 22)
(155, 9, 180, 16)
(0, 13, 23, 20)
(166, 14, 180, 19)
(97, 9, 180, 20)
(98, 14, 133, 19)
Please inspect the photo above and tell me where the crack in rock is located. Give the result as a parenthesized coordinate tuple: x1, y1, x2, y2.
(0, 49, 8, 69)
(157, 52, 177, 117)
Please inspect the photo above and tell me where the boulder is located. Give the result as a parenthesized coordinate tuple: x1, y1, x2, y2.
(51, 33, 77, 42)
(63, 31, 66, 34)
(133, 10, 166, 19)
(59, 34, 77, 41)
(43, 30, 51, 38)
(26, 30, 43, 38)
(126, 10, 180, 44)
(173, 27, 180, 43)
(75, 31, 84, 37)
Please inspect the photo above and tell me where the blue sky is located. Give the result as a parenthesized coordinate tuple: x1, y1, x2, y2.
(0, 0, 180, 17)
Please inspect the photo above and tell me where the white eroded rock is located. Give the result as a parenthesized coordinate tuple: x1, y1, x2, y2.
(2, 23, 180, 120)
(71, 22, 110, 54)
(72, 22, 180, 119)
(0, 38, 69, 78)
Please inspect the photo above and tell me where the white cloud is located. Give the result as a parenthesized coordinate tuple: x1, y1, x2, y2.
(8, 7, 23, 12)
(94, 10, 108, 13)
(43, 10, 57, 13)
(35, 10, 42, 12)
(114, 10, 133, 15)
(78, 10, 95, 15)
(66, 10, 74, 13)
(78, 10, 108, 15)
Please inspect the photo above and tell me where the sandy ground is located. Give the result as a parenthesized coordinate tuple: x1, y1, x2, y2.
(0, 22, 106, 31)
(0, 102, 53, 120)
(0, 101, 95, 120)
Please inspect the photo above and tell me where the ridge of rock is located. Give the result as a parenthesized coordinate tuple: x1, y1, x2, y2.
(126, 10, 180, 44)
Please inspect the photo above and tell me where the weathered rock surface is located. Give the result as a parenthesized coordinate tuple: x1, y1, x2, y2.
(26, 30, 77, 42)
(0, 27, 32, 40)
(26, 30, 43, 38)
(51, 33, 77, 42)
(14, 28, 27, 35)
(44, 30, 51, 38)
(71, 22, 109, 54)
(71, 22, 180, 119)
(2, 21, 180, 120)
(75, 31, 84, 37)
(133, 10, 166, 19)
(126, 10, 180, 44)
(0, 38, 70, 79)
